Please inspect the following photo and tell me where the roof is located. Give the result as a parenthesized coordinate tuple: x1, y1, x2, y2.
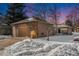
(53, 24, 70, 28)
(11, 17, 53, 25)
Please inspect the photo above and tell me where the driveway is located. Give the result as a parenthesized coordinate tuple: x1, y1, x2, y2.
(35, 34, 79, 43)
(49, 35, 74, 42)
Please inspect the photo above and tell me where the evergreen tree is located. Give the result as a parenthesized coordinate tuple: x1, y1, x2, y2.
(5, 3, 28, 35)
(6, 3, 27, 25)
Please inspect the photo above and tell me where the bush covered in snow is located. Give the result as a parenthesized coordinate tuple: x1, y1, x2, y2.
(4, 39, 61, 56)
(3, 38, 79, 56)
(48, 43, 79, 56)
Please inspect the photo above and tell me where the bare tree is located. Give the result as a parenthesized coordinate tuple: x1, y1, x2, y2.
(24, 4, 58, 40)
(66, 6, 79, 32)
(65, 15, 73, 27)
(48, 4, 59, 34)
(29, 3, 49, 20)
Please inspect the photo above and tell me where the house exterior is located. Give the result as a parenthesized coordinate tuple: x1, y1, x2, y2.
(0, 15, 11, 35)
(74, 27, 79, 32)
(0, 22, 9, 35)
(76, 27, 79, 32)
(11, 17, 54, 38)
(54, 24, 72, 34)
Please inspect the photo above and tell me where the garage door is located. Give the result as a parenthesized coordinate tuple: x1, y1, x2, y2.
(17, 24, 30, 37)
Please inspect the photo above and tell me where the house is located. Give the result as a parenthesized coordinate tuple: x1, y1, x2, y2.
(0, 15, 10, 35)
(54, 24, 72, 34)
(11, 17, 54, 38)
(76, 27, 79, 32)
(0, 22, 9, 35)
(74, 27, 79, 32)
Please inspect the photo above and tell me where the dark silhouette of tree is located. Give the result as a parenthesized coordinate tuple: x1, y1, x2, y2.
(34, 4, 48, 20)
(4, 3, 28, 35)
(66, 6, 79, 32)
(25, 3, 49, 20)
(5, 3, 28, 25)
(48, 4, 60, 34)
(65, 19, 73, 27)
(25, 4, 59, 39)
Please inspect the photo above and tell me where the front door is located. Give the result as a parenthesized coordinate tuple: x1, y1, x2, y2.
(58, 28, 61, 33)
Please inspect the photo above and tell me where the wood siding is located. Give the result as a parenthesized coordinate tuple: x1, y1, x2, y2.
(38, 21, 54, 37)
(15, 23, 30, 37)
(12, 21, 54, 37)
(12, 21, 38, 37)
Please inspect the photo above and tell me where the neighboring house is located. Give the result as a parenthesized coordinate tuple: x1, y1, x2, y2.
(74, 26, 79, 32)
(0, 15, 10, 35)
(76, 27, 79, 32)
(11, 17, 54, 38)
(54, 24, 72, 34)
(0, 22, 8, 35)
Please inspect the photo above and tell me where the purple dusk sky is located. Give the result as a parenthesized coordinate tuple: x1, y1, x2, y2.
(0, 3, 79, 24)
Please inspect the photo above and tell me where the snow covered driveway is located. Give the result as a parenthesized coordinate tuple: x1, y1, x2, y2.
(49, 35, 74, 42)
(33, 35, 74, 43)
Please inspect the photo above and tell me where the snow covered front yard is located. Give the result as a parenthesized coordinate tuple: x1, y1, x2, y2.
(4, 39, 61, 56)
(0, 33, 79, 56)
(3, 38, 79, 56)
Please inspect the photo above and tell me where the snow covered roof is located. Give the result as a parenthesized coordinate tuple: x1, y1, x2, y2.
(53, 24, 70, 28)
(27, 18, 35, 21)
(11, 17, 53, 25)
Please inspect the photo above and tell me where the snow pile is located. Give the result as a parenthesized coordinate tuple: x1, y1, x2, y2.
(3, 38, 79, 56)
(4, 39, 61, 56)
(48, 43, 79, 56)
(4, 39, 44, 56)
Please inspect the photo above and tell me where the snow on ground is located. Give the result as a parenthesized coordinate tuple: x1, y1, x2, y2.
(35, 35, 74, 43)
(48, 43, 79, 56)
(4, 39, 61, 56)
(1, 33, 79, 56)
(0, 35, 12, 40)
(3, 37, 79, 56)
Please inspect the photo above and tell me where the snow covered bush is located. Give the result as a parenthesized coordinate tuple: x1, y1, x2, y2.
(4, 38, 79, 56)
(4, 39, 61, 56)
(48, 43, 79, 56)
